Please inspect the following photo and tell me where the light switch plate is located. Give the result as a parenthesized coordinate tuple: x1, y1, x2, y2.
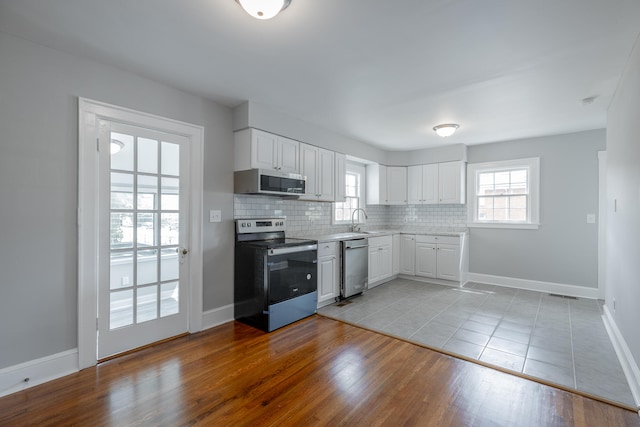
(209, 210, 222, 223)
(586, 213, 596, 224)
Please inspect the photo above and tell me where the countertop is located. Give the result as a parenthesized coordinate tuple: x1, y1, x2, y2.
(289, 227, 468, 242)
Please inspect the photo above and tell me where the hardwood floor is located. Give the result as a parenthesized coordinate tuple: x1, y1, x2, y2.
(1, 316, 638, 427)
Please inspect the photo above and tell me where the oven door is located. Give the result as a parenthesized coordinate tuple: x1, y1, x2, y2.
(267, 245, 317, 305)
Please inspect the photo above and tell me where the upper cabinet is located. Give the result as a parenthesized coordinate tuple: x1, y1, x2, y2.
(334, 152, 346, 203)
(234, 128, 299, 173)
(366, 164, 407, 205)
(438, 161, 465, 204)
(407, 161, 465, 205)
(299, 143, 335, 201)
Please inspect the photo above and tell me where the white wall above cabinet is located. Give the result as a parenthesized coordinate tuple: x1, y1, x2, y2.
(234, 128, 299, 173)
(299, 142, 335, 201)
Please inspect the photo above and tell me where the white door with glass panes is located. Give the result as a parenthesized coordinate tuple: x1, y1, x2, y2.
(98, 120, 190, 360)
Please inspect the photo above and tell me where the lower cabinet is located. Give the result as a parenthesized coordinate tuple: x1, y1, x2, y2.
(317, 241, 339, 306)
(368, 235, 393, 288)
(401, 234, 465, 284)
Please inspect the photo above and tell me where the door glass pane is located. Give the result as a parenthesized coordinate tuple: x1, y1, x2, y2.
(111, 213, 133, 249)
(137, 249, 158, 285)
(111, 173, 133, 209)
(161, 213, 179, 246)
(110, 289, 133, 329)
(137, 213, 156, 246)
(161, 248, 179, 281)
(110, 252, 133, 290)
(161, 282, 179, 317)
(137, 285, 158, 323)
(161, 177, 179, 210)
(110, 133, 134, 171)
(138, 137, 158, 174)
(137, 175, 158, 210)
(161, 141, 179, 176)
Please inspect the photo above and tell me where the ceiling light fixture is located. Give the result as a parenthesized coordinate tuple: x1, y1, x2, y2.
(110, 139, 125, 155)
(433, 123, 460, 138)
(235, 0, 291, 20)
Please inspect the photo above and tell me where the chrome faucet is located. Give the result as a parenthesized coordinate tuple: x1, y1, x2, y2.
(351, 208, 368, 232)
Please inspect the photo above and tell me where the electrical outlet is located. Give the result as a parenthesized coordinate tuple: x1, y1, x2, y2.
(586, 214, 596, 224)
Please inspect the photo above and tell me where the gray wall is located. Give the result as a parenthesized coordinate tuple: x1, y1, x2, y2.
(467, 130, 604, 287)
(0, 32, 234, 369)
(606, 36, 640, 363)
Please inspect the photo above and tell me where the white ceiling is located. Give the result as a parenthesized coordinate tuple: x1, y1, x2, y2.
(1, 0, 639, 151)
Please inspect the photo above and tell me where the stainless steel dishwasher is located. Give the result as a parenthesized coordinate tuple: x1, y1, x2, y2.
(341, 238, 369, 298)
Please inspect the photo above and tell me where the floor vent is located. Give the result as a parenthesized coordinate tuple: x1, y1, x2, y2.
(548, 293, 578, 300)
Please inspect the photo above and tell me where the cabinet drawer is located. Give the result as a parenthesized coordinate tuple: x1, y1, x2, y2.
(415, 235, 460, 245)
(369, 235, 392, 248)
(318, 241, 338, 257)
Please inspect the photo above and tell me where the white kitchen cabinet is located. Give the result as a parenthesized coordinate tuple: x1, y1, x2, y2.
(414, 235, 461, 281)
(368, 235, 393, 287)
(234, 128, 299, 173)
(300, 143, 335, 201)
(408, 164, 438, 204)
(407, 161, 464, 205)
(334, 152, 346, 202)
(317, 241, 339, 306)
(366, 164, 407, 205)
(399, 234, 416, 275)
(392, 234, 400, 275)
(415, 240, 437, 277)
(438, 161, 465, 204)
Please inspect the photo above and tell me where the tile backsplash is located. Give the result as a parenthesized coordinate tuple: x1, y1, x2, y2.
(234, 195, 467, 234)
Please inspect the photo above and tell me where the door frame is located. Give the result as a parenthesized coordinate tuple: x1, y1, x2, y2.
(78, 98, 204, 369)
(598, 150, 606, 300)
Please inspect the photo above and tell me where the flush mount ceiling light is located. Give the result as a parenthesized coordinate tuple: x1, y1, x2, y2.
(110, 139, 125, 155)
(235, 0, 291, 19)
(433, 123, 460, 138)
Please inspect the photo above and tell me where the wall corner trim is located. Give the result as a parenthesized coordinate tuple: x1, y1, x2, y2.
(202, 304, 234, 331)
(0, 349, 78, 399)
(466, 273, 599, 299)
(602, 306, 640, 407)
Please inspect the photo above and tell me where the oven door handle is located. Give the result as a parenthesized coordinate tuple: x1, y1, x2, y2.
(268, 244, 317, 256)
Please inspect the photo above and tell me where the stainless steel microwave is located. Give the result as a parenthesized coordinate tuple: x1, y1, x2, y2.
(234, 169, 306, 197)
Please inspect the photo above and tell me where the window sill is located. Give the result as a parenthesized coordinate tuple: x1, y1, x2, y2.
(467, 222, 540, 230)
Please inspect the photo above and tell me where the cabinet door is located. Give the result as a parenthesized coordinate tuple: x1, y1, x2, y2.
(438, 161, 463, 204)
(368, 247, 381, 285)
(278, 136, 300, 173)
(251, 129, 277, 170)
(386, 166, 407, 205)
(436, 244, 460, 281)
(399, 235, 415, 275)
(423, 164, 439, 204)
(392, 234, 400, 275)
(335, 152, 346, 202)
(317, 148, 335, 201)
(299, 143, 319, 199)
(379, 244, 393, 280)
(407, 165, 422, 204)
(415, 243, 437, 278)
(318, 256, 337, 303)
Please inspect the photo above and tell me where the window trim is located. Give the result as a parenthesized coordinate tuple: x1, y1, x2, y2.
(467, 157, 540, 229)
(333, 162, 366, 225)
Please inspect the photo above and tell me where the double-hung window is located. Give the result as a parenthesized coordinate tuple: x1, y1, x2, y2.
(467, 157, 540, 229)
(334, 162, 366, 224)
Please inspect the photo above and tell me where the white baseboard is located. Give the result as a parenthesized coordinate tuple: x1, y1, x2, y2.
(466, 273, 599, 299)
(201, 304, 234, 330)
(0, 349, 78, 398)
(602, 306, 640, 407)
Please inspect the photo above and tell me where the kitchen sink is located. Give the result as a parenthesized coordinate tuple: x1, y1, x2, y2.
(324, 232, 367, 240)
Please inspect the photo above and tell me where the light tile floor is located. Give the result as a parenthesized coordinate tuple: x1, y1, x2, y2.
(319, 278, 636, 407)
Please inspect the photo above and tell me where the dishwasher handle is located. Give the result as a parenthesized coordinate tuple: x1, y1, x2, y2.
(343, 238, 369, 249)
